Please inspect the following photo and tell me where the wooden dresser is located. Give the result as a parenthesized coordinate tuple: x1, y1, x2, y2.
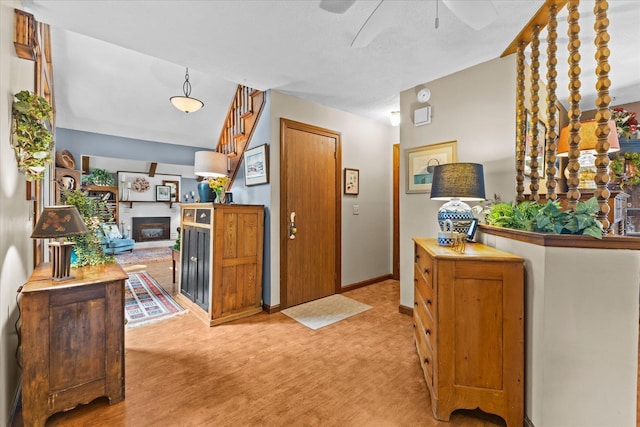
(412, 238, 524, 427)
(178, 203, 264, 326)
(20, 263, 128, 427)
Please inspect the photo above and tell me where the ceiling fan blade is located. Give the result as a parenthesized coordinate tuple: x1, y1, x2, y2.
(350, 0, 391, 49)
(319, 0, 356, 14)
(442, 0, 497, 31)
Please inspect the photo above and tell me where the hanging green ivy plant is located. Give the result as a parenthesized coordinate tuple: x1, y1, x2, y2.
(11, 90, 54, 181)
(60, 188, 115, 267)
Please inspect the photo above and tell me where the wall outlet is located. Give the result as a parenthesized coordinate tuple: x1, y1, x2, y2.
(353, 205, 359, 215)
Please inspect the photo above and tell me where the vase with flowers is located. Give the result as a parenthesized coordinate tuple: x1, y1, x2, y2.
(611, 107, 638, 139)
(208, 176, 230, 203)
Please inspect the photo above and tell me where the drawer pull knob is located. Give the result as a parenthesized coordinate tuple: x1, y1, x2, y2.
(426, 299, 432, 306)
(424, 357, 430, 365)
(190, 256, 198, 262)
(414, 301, 418, 307)
(424, 268, 430, 274)
(416, 254, 420, 259)
(425, 328, 431, 336)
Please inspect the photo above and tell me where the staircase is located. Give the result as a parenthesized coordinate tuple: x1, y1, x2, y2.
(215, 86, 266, 188)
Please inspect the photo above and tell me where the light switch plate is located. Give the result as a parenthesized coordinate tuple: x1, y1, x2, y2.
(353, 205, 360, 215)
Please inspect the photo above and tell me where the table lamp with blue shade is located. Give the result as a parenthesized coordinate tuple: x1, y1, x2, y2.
(430, 163, 486, 237)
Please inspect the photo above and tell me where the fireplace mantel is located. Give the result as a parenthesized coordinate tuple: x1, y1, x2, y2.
(121, 201, 178, 209)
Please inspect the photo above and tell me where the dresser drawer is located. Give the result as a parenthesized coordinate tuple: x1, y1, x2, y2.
(414, 313, 435, 392)
(414, 286, 436, 353)
(414, 265, 436, 319)
(414, 244, 433, 288)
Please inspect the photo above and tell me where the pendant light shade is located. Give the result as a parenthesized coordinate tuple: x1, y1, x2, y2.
(170, 67, 204, 113)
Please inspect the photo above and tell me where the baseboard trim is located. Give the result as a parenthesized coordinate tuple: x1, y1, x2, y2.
(398, 304, 413, 316)
(9, 379, 22, 427)
(263, 303, 280, 314)
(524, 415, 535, 427)
(339, 274, 393, 293)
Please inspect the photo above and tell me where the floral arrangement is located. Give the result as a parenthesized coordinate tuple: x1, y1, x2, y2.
(611, 107, 638, 139)
(208, 176, 230, 192)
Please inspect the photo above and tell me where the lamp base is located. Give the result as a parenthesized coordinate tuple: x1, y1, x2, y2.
(50, 241, 76, 281)
(438, 199, 474, 235)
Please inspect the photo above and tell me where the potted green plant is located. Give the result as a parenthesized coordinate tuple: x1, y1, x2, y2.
(485, 197, 603, 239)
(82, 168, 115, 186)
(60, 188, 115, 266)
(11, 90, 54, 180)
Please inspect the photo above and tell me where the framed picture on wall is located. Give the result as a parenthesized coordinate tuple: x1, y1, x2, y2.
(244, 144, 269, 186)
(162, 180, 179, 202)
(405, 141, 457, 193)
(155, 185, 171, 201)
(344, 168, 359, 195)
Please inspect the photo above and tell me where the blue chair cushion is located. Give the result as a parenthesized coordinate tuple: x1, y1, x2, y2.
(100, 223, 135, 254)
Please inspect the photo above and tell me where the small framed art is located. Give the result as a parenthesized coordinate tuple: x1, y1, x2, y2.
(344, 168, 359, 195)
(162, 180, 180, 202)
(244, 144, 269, 186)
(406, 140, 457, 193)
(156, 185, 171, 201)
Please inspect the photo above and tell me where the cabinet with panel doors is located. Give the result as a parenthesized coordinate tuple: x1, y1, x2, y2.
(178, 203, 264, 326)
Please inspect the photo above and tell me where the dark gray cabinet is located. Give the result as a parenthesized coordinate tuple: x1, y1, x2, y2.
(180, 224, 210, 311)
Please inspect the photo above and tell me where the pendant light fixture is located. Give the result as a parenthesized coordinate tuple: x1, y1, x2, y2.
(170, 67, 204, 113)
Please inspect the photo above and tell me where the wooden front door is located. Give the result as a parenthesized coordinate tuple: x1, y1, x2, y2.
(280, 119, 341, 308)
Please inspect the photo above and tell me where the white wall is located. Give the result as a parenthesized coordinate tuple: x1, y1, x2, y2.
(399, 56, 517, 308)
(0, 1, 36, 425)
(269, 91, 397, 307)
(481, 232, 640, 427)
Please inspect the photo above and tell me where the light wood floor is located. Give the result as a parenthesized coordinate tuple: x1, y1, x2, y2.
(11, 259, 640, 426)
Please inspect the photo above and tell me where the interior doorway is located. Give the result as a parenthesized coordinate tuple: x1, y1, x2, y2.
(393, 144, 400, 280)
(280, 119, 342, 308)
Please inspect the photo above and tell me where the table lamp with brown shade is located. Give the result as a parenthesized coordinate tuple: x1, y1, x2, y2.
(557, 119, 620, 189)
(31, 205, 89, 280)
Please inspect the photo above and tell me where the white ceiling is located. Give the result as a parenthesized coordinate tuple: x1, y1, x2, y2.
(23, 0, 640, 150)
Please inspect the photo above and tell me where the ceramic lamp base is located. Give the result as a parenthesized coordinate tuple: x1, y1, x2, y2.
(438, 198, 474, 236)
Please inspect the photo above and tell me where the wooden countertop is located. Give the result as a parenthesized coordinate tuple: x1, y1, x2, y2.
(413, 237, 524, 262)
(22, 262, 128, 293)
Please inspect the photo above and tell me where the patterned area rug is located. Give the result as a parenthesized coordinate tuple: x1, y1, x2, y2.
(281, 294, 372, 330)
(125, 271, 186, 328)
(116, 247, 172, 265)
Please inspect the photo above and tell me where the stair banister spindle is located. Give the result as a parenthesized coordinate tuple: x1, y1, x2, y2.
(565, 0, 582, 211)
(545, 3, 560, 200)
(593, 0, 613, 231)
(516, 43, 527, 203)
(528, 24, 543, 201)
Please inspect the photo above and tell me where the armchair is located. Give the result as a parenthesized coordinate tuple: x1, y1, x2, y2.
(100, 223, 135, 255)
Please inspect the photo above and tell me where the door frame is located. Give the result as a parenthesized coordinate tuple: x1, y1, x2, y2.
(279, 118, 342, 309)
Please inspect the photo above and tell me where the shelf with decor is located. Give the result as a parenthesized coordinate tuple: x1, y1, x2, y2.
(54, 167, 81, 205)
(121, 201, 178, 209)
(85, 185, 119, 224)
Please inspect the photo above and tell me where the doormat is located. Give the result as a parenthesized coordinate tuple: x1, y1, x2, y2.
(281, 294, 372, 330)
(125, 271, 186, 328)
(116, 247, 172, 265)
